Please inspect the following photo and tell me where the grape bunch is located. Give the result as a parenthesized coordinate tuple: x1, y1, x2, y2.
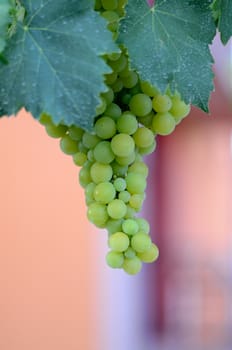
(39, 0, 191, 275)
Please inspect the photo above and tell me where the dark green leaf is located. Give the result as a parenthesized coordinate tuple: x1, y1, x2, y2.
(118, 0, 216, 111)
(0, 0, 11, 53)
(213, 0, 232, 44)
(0, 0, 118, 130)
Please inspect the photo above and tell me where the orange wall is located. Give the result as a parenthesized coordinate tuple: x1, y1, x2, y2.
(0, 110, 102, 350)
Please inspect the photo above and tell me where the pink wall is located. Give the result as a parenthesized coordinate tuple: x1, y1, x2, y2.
(0, 111, 102, 350)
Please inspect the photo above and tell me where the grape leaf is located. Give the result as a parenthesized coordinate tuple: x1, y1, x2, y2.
(118, 0, 216, 112)
(0, 0, 118, 131)
(213, 0, 232, 44)
(0, 0, 11, 53)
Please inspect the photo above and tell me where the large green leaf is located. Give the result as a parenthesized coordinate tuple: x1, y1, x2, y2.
(0, 0, 118, 131)
(118, 0, 216, 112)
(213, 0, 232, 44)
(0, 0, 11, 53)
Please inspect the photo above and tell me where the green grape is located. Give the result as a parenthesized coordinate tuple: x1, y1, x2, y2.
(87, 149, 95, 162)
(45, 124, 67, 138)
(107, 199, 127, 219)
(111, 78, 123, 93)
(101, 0, 118, 11)
(102, 88, 114, 106)
(131, 233, 152, 253)
(137, 243, 159, 263)
(151, 112, 176, 135)
(108, 52, 121, 61)
(122, 257, 142, 275)
(129, 194, 145, 210)
(152, 94, 172, 113)
(78, 142, 88, 154)
(87, 202, 109, 227)
(90, 162, 113, 183)
(96, 97, 107, 116)
(111, 161, 128, 177)
(108, 232, 130, 252)
(39, 113, 52, 126)
(116, 112, 138, 135)
(113, 177, 126, 192)
(93, 141, 115, 164)
(60, 135, 79, 155)
(101, 10, 119, 32)
(111, 134, 135, 157)
(139, 140, 157, 155)
(106, 219, 123, 234)
(125, 172, 146, 194)
(104, 103, 122, 120)
(108, 54, 127, 73)
(140, 80, 159, 97)
(124, 247, 136, 259)
(94, 116, 116, 139)
(73, 152, 87, 166)
(82, 132, 100, 149)
(121, 71, 138, 88)
(125, 205, 136, 219)
(68, 126, 84, 141)
(170, 96, 191, 121)
(128, 161, 148, 178)
(135, 218, 150, 234)
(133, 127, 154, 148)
(122, 218, 139, 235)
(106, 251, 124, 268)
(115, 151, 135, 166)
(118, 190, 131, 203)
(129, 93, 152, 117)
(105, 71, 117, 85)
(116, 0, 127, 16)
(94, 0, 102, 10)
(79, 167, 92, 188)
(85, 182, 96, 205)
(137, 111, 154, 127)
(93, 182, 116, 204)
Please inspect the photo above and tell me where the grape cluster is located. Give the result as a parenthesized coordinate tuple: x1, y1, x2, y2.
(39, 0, 191, 275)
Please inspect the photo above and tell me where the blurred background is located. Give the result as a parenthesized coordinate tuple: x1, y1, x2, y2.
(0, 35, 232, 350)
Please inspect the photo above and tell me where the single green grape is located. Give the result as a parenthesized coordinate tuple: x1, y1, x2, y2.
(122, 257, 142, 275)
(137, 243, 159, 263)
(115, 151, 135, 166)
(101, 0, 118, 11)
(87, 202, 109, 227)
(106, 250, 124, 268)
(113, 177, 126, 192)
(108, 232, 130, 252)
(82, 132, 100, 149)
(90, 162, 113, 184)
(129, 93, 152, 117)
(128, 161, 149, 178)
(125, 172, 146, 194)
(93, 141, 115, 164)
(118, 190, 131, 203)
(73, 152, 87, 166)
(129, 194, 145, 211)
(93, 182, 116, 204)
(104, 103, 122, 120)
(122, 218, 139, 235)
(124, 247, 136, 259)
(116, 112, 138, 135)
(131, 233, 152, 253)
(133, 127, 154, 148)
(152, 94, 172, 113)
(60, 135, 79, 155)
(135, 218, 150, 234)
(151, 112, 176, 135)
(107, 199, 127, 219)
(94, 116, 116, 139)
(68, 126, 84, 141)
(140, 81, 159, 97)
(111, 134, 135, 157)
(106, 219, 123, 234)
